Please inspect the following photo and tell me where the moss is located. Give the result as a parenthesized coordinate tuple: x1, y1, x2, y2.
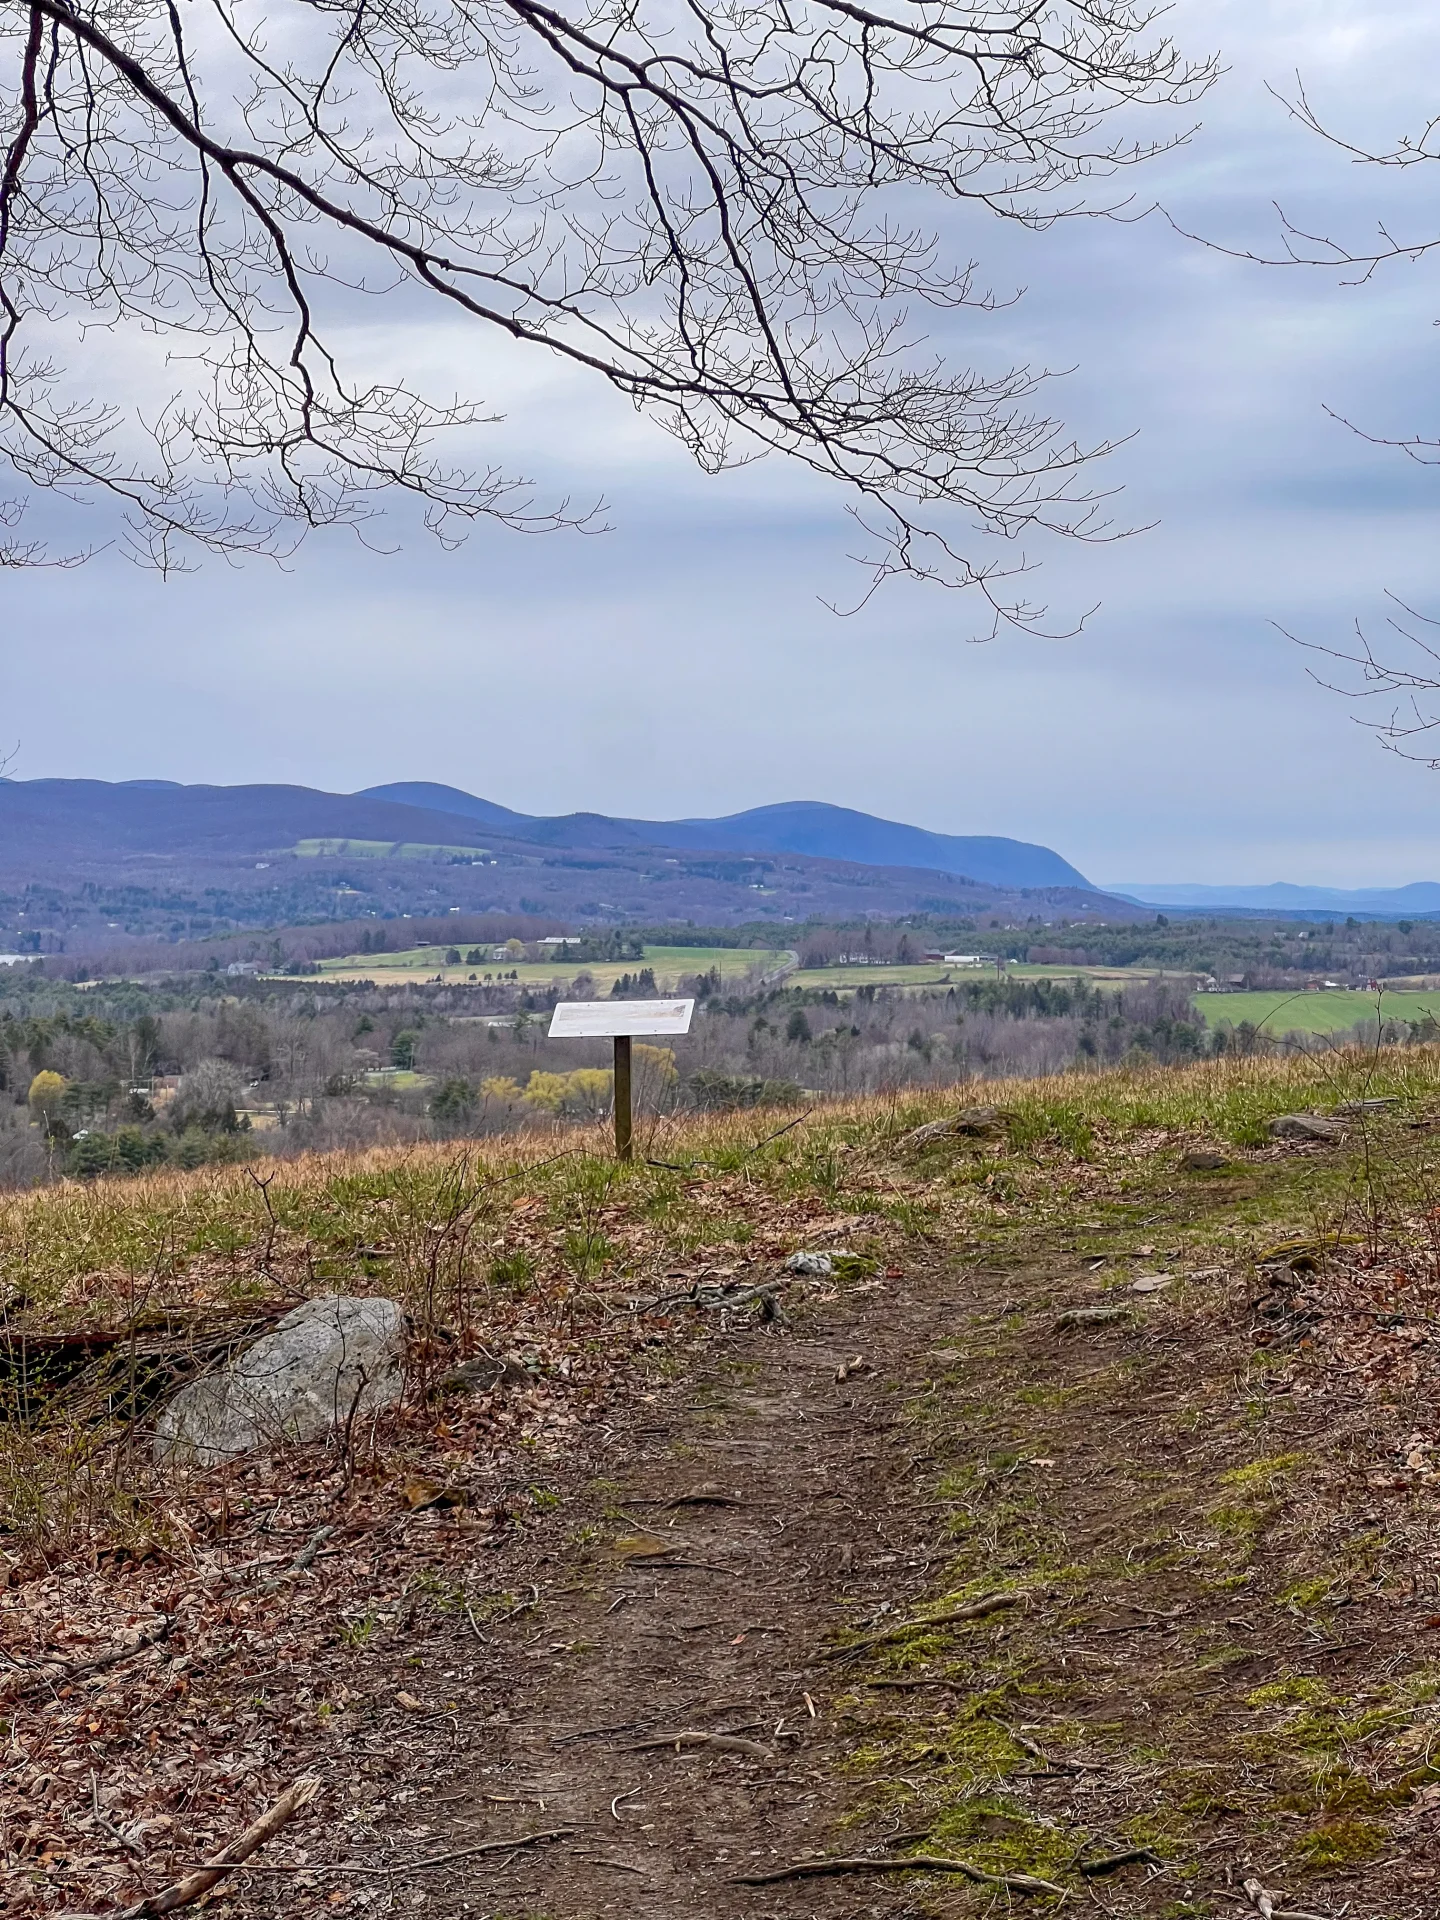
(1279, 1575, 1336, 1611)
(1295, 1815, 1389, 1868)
(1247, 1676, 1334, 1709)
(1220, 1451, 1308, 1491)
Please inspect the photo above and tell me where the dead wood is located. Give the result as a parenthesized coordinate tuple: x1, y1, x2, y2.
(115, 1774, 322, 1918)
(625, 1729, 773, 1759)
(176, 1828, 575, 1877)
(1, 1614, 173, 1703)
(733, 1853, 1064, 1894)
(1079, 1847, 1161, 1876)
(816, 1592, 1021, 1661)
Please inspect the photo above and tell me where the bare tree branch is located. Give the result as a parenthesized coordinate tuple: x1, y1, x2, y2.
(0, 0, 1216, 613)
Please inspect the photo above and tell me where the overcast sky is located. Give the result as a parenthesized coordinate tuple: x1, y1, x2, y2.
(9, 0, 1440, 888)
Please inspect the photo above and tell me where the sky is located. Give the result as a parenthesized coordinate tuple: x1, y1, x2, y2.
(9, 0, 1440, 889)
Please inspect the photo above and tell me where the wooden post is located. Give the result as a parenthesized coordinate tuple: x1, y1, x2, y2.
(613, 1033, 633, 1161)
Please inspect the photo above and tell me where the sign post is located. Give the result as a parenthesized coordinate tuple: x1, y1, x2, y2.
(547, 998, 695, 1161)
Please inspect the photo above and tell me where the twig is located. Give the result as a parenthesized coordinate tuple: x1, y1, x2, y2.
(91, 1771, 144, 1856)
(1080, 1848, 1161, 1876)
(625, 1729, 773, 1760)
(733, 1853, 1064, 1894)
(388, 1828, 574, 1872)
(116, 1775, 322, 1918)
(578, 1853, 648, 1874)
(816, 1592, 1021, 1661)
(188, 1827, 575, 1877)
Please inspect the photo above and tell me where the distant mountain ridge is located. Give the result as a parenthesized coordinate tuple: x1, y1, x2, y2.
(1109, 880, 1440, 917)
(0, 777, 1133, 949)
(357, 783, 1092, 890)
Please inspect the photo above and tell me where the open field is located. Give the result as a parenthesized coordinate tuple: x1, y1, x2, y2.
(1197, 987, 1440, 1035)
(10, 1048, 1440, 1916)
(300, 941, 786, 988)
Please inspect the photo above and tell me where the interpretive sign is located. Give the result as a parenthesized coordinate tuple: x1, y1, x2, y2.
(548, 1000, 694, 1040)
(547, 998, 694, 1159)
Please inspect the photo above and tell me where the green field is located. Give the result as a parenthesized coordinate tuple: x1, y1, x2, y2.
(304, 943, 787, 989)
(1195, 988, 1440, 1036)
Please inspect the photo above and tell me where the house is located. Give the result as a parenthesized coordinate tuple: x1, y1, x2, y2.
(943, 954, 988, 968)
(226, 961, 261, 976)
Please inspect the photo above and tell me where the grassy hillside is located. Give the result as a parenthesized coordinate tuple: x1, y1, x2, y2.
(9, 1047, 1440, 1917)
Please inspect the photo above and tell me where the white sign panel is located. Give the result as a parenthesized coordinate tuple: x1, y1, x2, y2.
(548, 999, 694, 1039)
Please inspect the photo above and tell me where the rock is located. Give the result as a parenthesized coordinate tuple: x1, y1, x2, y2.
(154, 1295, 406, 1465)
(1130, 1275, 1172, 1294)
(785, 1251, 834, 1276)
(1268, 1114, 1347, 1143)
(898, 1107, 1010, 1152)
(1180, 1149, 1230, 1171)
(435, 1351, 533, 1396)
(1054, 1305, 1129, 1331)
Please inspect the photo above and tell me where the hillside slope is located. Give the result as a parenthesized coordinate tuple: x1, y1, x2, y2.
(6, 1054, 1440, 1919)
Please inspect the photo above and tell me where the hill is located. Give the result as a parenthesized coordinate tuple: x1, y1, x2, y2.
(1110, 879, 1440, 917)
(358, 783, 1092, 888)
(4, 1049, 1438, 1920)
(0, 778, 1130, 953)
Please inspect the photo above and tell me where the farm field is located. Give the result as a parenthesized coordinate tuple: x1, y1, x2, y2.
(1196, 987, 1440, 1035)
(300, 942, 787, 988)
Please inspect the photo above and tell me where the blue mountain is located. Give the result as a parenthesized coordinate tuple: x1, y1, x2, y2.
(357, 786, 1092, 890)
(1109, 881, 1440, 917)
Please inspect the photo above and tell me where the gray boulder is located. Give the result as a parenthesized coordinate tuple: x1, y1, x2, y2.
(1269, 1114, 1347, 1143)
(154, 1295, 406, 1465)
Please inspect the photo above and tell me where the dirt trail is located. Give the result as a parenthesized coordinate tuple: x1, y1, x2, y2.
(363, 1215, 1439, 1920)
(412, 1262, 972, 1919)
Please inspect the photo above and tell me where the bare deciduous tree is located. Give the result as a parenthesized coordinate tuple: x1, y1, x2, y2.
(0, 0, 1213, 621)
(1230, 83, 1440, 751)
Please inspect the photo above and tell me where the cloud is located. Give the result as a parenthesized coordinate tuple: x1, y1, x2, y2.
(6, 0, 1440, 888)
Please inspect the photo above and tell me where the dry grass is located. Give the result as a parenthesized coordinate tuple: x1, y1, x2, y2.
(4, 1043, 1439, 1565)
(5, 1043, 1436, 1319)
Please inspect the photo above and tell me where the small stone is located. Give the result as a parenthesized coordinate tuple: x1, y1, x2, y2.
(785, 1251, 834, 1276)
(1054, 1305, 1129, 1331)
(1181, 1149, 1230, 1171)
(1269, 1114, 1347, 1142)
(1131, 1275, 1172, 1294)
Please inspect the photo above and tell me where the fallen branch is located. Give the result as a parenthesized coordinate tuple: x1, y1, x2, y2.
(1080, 1848, 1160, 1876)
(117, 1775, 322, 1918)
(733, 1853, 1063, 1895)
(179, 1828, 575, 1877)
(2, 1614, 173, 1703)
(816, 1593, 1021, 1661)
